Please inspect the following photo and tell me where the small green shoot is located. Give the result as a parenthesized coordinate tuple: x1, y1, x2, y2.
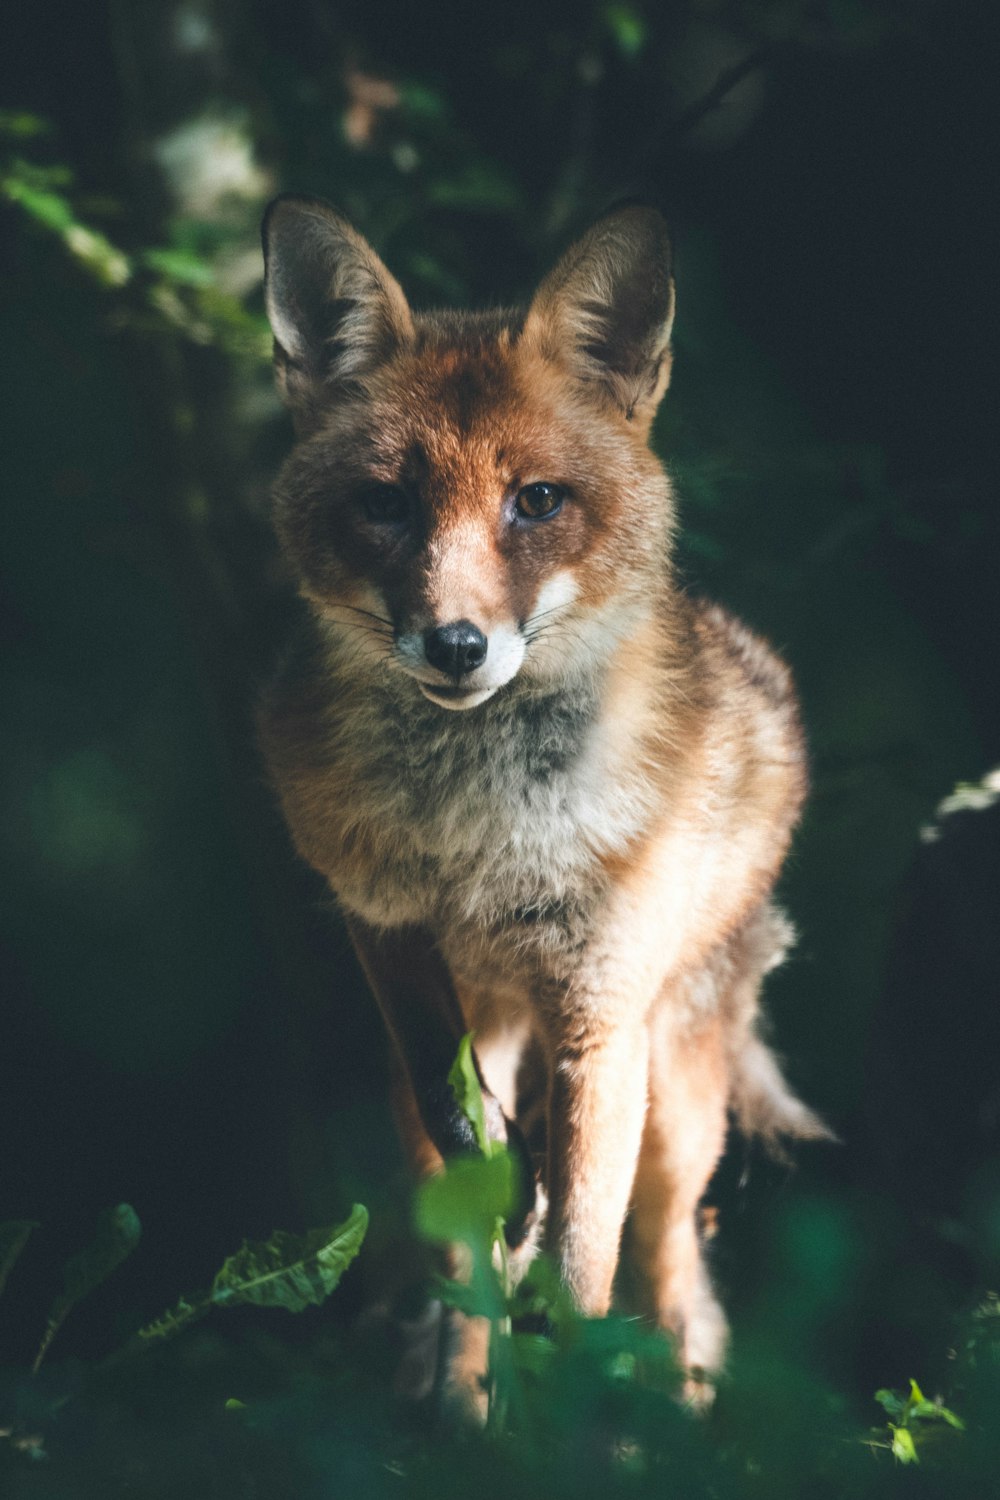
(447, 1033, 502, 1159)
(872, 1378, 965, 1464)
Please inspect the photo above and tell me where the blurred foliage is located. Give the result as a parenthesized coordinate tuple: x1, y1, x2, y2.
(1, 0, 999, 1492)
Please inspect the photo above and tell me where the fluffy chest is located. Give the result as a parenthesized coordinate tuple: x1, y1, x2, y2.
(328, 675, 650, 946)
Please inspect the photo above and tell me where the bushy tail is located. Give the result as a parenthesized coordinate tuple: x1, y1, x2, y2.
(730, 1033, 837, 1160)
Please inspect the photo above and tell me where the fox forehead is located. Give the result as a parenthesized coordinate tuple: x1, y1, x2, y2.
(337, 330, 584, 481)
(315, 321, 657, 525)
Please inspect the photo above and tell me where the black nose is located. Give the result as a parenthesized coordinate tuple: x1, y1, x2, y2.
(424, 620, 488, 678)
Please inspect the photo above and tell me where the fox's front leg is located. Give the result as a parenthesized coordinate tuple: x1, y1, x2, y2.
(537, 855, 687, 1315)
(346, 918, 485, 1156)
(346, 918, 507, 1156)
(541, 996, 651, 1315)
(345, 918, 536, 1232)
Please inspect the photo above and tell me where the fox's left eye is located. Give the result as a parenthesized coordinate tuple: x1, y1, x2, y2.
(360, 485, 411, 527)
(515, 482, 565, 520)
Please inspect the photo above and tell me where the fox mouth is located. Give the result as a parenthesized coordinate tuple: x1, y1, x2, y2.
(416, 680, 497, 711)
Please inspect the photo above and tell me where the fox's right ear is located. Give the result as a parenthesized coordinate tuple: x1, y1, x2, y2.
(523, 203, 674, 433)
(262, 195, 413, 432)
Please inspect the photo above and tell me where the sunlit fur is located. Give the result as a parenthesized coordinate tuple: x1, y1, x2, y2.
(260, 198, 830, 1409)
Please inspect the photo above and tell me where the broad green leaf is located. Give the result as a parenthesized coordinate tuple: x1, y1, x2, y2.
(135, 1205, 368, 1347)
(210, 1205, 368, 1312)
(448, 1033, 493, 1157)
(890, 1424, 919, 1464)
(34, 1204, 141, 1372)
(416, 1152, 515, 1246)
(0, 1220, 39, 1299)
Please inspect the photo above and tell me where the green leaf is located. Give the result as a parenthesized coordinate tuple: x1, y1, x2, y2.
(63, 224, 131, 286)
(909, 1398, 966, 1430)
(1, 178, 74, 232)
(908, 1376, 926, 1407)
(448, 1033, 493, 1157)
(142, 247, 215, 288)
(34, 1204, 141, 1372)
(510, 1253, 575, 1328)
(210, 1205, 369, 1312)
(0, 111, 51, 138)
(433, 1273, 489, 1317)
(135, 1205, 368, 1348)
(0, 1220, 39, 1299)
(416, 1152, 515, 1247)
(398, 82, 450, 121)
(890, 1425, 919, 1464)
(511, 1332, 556, 1378)
(874, 1387, 906, 1421)
(604, 4, 647, 58)
(605, 1350, 637, 1382)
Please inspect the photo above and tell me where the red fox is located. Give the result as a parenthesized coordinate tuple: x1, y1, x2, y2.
(258, 196, 830, 1402)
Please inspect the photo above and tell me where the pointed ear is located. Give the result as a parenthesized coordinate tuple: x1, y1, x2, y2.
(262, 195, 414, 431)
(522, 204, 675, 428)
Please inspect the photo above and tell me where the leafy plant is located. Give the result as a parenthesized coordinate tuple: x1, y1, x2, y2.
(0, 1202, 368, 1470)
(416, 1036, 686, 1437)
(870, 1378, 965, 1465)
(132, 1204, 368, 1348)
(0, 114, 269, 359)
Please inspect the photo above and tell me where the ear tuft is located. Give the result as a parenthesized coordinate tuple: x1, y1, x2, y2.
(262, 195, 413, 428)
(523, 204, 675, 426)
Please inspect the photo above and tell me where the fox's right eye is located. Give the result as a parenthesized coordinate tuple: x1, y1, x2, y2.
(360, 486, 411, 527)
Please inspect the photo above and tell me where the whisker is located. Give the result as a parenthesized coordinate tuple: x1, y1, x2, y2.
(523, 604, 569, 632)
(327, 602, 396, 631)
(325, 603, 395, 639)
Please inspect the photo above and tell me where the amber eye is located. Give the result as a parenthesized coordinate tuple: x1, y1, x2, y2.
(360, 485, 410, 527)
(515, 482, 565, 520)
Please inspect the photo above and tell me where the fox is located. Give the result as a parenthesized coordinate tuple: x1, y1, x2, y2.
(257, 195, 831, 1405)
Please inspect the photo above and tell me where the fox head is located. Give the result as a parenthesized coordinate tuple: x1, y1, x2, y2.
(263, 197, 676, 710)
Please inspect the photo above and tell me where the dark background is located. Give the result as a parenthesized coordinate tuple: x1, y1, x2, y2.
(2, 0, 999, 1482)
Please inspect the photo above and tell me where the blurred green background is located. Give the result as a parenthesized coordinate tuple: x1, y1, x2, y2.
(2, 0, 999, 1491)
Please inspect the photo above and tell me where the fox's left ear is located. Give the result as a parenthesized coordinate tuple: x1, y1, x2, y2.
(262, 195, 414, 433)
(523, 204, 675, 430)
